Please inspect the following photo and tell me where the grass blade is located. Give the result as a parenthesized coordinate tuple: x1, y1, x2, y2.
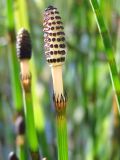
(89, 0, 120, 112)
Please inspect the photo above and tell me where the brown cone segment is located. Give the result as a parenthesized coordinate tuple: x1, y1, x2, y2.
(16, 28, 32, 60)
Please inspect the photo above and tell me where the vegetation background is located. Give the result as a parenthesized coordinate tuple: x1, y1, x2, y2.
(0, 0, 120, 159)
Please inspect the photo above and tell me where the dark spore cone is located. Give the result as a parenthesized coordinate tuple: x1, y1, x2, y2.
(43, 6, 66, 67)
(16, 28, 32, 60)
(15, 116, 25, 135)
(8, 152, 19, 160)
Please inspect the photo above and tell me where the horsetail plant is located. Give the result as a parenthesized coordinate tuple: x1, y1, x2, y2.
(89, 0, 120, 112)
(8, 152, 19, 160)
(15, 116, 26, 160)
(16, 28, 40, 160)
(13, 1, 50, 157)
(6, 2, 25, 158)
(43, 6, 68, 160)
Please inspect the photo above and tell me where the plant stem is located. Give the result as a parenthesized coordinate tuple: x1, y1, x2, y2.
(81, 55, 88, 120)
(24, 92, 38, 150)
(92, 36, 98, 160)
(19, 60, 39, 159)
(6, 0, 23, 112)
(56, 110, 68, 160)
(15, 115, 27, 160)
(51, 66, 68, 160)
(116, 18, 120, 73)
(17, 145, 27, 160)
(53, 92, 68, 160)
(22, 88, 40, 160)
(89, 0, 120, 112)
(111, 17, 120, 159)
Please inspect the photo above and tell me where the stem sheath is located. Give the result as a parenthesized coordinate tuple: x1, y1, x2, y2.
(51, 65, 64, 96)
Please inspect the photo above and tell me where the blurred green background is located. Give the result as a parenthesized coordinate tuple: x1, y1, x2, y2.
(0, 0, 120, 159)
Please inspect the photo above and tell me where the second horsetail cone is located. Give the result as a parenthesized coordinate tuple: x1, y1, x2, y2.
(16, 28, 32, 60)
(15, 116, 25, 146)
(16, 28, 32, 92)
(8, 152, 19, 160)
(43, 5, 67, 67)
(15, 116, 25, 135)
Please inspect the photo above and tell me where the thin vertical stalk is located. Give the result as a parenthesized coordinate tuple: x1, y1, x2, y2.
(91, 36, 98, 160)
(89, 0, 120, 112)
(6, 0, 23, 112)
(22, 79, 40, 160)
(23, 92, 39, 153)
(0, 97, 6, 160)
(17, 145, 26, 160)
(15, 115, 27, 160)
(81, 55, 88, 120)
(56, 110, 68, 160)
(116, 18, 120, 72)
(53, 91, 68, 160)
(111, 16, 120, 159)
(52, 77, 68, 160)
(111, 96, 120, 159)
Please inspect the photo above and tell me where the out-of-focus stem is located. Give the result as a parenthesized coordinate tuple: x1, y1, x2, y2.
(16, 136, 26, 160)
(89, 0, 120, 112)
(15, 116, 27, 160)
(20, 60, 40, 160)
(6, 0, 23, 112)
(116, 17, 120, 72)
